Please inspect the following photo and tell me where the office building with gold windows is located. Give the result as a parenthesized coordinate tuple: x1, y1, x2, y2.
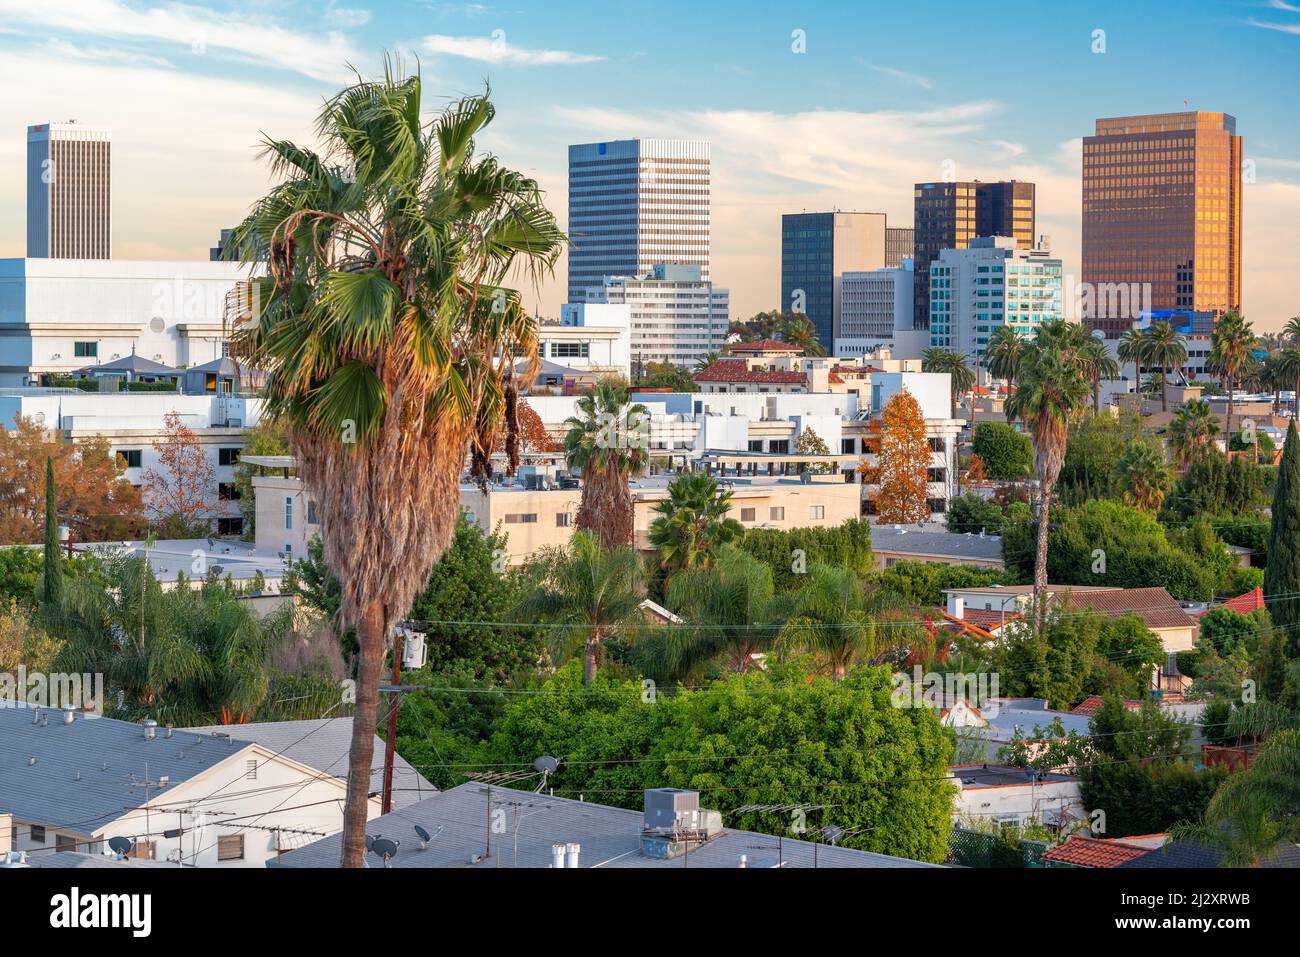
(1082, 111, 1241, 338)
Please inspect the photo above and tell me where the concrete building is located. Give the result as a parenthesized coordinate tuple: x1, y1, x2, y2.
(567, 138, 710, 302)
(913, 180, 1035, 330)
(27, 123, 112, 260)
(0, 258, 247, 387)
(929, 237, 1063, 367)
(950, 765, 1084, 830)
(590, 264, 728, 369)
(781, 211, 887, 352)
(549, 302, 631, 377)
(1082, 112, 1242, 338)
(834, 260, 915, 356)
(885, 226, 914, 268)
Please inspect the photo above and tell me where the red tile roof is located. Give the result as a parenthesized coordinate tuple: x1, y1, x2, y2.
(1042, 836, 1152, 868)
(959, 609, 1020, 632)
(1198, 586, 1264, 617)
(1060, 586, 1196, 631)
(694, 360, 807, 384)
(1070, 695, 1145, 717)
(727, 339, 803, 354)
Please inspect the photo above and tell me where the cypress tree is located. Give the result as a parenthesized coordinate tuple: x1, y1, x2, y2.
(43, 456, 63, 607)
(1264, 421, 1300, 655)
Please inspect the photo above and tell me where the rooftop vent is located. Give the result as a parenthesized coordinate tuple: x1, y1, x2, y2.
(62, 706, 75, 725)
(143, 719, 158, 741)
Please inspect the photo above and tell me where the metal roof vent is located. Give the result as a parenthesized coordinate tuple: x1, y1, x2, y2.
(62, 706, 76, 725)
(143, 719, 158, 741)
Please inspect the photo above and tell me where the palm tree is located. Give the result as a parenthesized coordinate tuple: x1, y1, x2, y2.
(563, 381, 650, 550)
(693, 351, 722, 373)
(1274, 347, 1300, 419)
(1284, 316, 1300, 346)
(515, 529, 645, 686)
(229, 64, 565, 866)
(1117, 327, 1146, 396)
(1005, 333, 1092, 625)
(986, 326, 1026, 387)
(781, 315, 826, 356)
(1208, 309, 1256, 435)
(646, 471, 744, 583)
(1114, 442, 1172, 512)
(1077, 333, 1121, 413)
(776, 564, 919, 680)
(923, 347, 976, 423)
(1142, 321, 1188, 412)
(1167, 399, 1221, 468)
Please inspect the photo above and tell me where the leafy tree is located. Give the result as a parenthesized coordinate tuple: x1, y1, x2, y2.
(1166, 398, 1220, 468)
(1058, 410, 1140, 504)
(862, 387, 931, 524)
(43, 458, 62, 609)
(0, 597, 62, 674)
(646, 471, 744, 583)
(229, 67, 565, 866)
(945, 493, 1007, 535)
(1081, 761, 1227, 839)
(141, 410, 216, 535)
(971, 422, 1032, 480)
(1161, 449, 1269, 521)
(1113, 441, 1172, 512)
(1264, 421, 1300, 652)
(877, 559, 1019, 607)
(564, 382, 650, 550)
(637, 360, 699, 392)
(1199, 608, 1262, 657)
(485, 660, 956, 863)
(780, 315, 826, 356)
(795, 426, 835, 475)
(515, 529, 644, 686)
(737, 520, 875, 592)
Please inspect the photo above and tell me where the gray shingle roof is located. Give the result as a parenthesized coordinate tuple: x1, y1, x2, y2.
(0, 707, 254, 834)
(181, 718, 437, 811)
(1117, 838, 1300, 868)
(271, 782, 941, 869)
(5, 849, 173, 869)
(871, 525, 1004, 564)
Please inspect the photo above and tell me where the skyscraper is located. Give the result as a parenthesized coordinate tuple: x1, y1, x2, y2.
(912, 180, 1035, 331)
(780, 211, 887, 351)
(27, 122, 112, 259)
(566, 138, 710, 303)
(885, 227, 915, 268)
(1082, 111, 1242, 337)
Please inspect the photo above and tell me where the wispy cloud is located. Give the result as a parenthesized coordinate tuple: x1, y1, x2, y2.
(0, 0, 364, 82)
(325, 4, 371, 28)
(1246, 16, 1300, 35)
(865, 63, 933, 90)
(1267, 0, 1300, 13)
(44, 37, 174, 68)
(418, 33, 605, 64)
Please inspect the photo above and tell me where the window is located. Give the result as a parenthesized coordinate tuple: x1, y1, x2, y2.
(284, 497, 293, 530)
(217, 834, 245, 862)
(130, 841, 156, 861)
(747, 440, 763, 452)
(551, 342, 590, 359)
(740, 508, 756, 522)
(74, 341, 97, 358)
(769, 440, 790, 454)
(218, 447, 241, 466)
(307, 500, 319, 525)
(928, 437, 946, 453)
(217, 517, 243, 536)
(809, 505, 825, 520)
(556, 512, 573, 527)
(504, 513, 537, 524)
(56, 834, 77, 853)
(30, 825, 45, 844)
(218, 482, 240, 501)
(117, 449, 142, 468)
(769, 507, 784, 521)
(246, 760, 258, 781)
(841, 438, 856, 454)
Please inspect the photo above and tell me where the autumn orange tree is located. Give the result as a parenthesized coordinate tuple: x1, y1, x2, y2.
(142, 411, 216, 535)
(494, 399, 559, 458)
(859, 388, 931, 524)
(0, 416, 143, 544)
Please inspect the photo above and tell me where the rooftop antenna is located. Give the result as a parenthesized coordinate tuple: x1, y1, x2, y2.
(533, 755, 560, 793)
(107, 836, 135, 860)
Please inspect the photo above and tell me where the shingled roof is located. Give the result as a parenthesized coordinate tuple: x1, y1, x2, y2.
(1060, 586, 1197, 631)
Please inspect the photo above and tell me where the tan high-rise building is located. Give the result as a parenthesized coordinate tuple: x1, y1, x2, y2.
(1082, 111, 1241, 337)
(27, 122, 112, 259)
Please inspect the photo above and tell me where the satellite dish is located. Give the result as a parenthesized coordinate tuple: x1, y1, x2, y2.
(364, 834, 375, 852)
(823, 825, 844, 847)
(108, 836, 134, 857)
(371, 837, 399, 863)
(414, 824, 443, 851)
(533, 756, 560, 774)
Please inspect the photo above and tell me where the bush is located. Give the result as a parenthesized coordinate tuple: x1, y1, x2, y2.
(738, 520, 874, 591)
(971, 422, 1032, 480)
(1079, 760, 1228, 838)
(877, 559, 1020, 607)
(946, 493, 1008, 535)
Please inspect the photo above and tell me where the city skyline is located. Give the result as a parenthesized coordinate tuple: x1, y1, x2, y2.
(0, 0, 1295, 328)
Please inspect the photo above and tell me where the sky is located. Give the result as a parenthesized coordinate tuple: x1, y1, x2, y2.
(0, 0, 1296, 328)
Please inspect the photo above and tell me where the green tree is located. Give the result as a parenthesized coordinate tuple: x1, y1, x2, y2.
(231, 419, 290, 539)
(737, 520, 875, 592)
(1077, 332, 1121, 414)
(986, 325, 1026, 388)
(971, 422, 1032, 480)
(945, 493, 1008, 535)
(780, 314, 826, 356)
(564, 382, 650, 550)
(1265, 421, 1300, 653)
(1142, 320, 1188, 412)
(877, 559, 1019, 606)
(42, 457, 62, 609)
(1113, 441, 1172, 512)
(923, 347, 975, 421)
(795, 425, 835, 474)
(646, 471, 744, 583)
(229, 65, 565, 866)
(1166, 398, 1221, 468)
(1207, 309, 1256, 433)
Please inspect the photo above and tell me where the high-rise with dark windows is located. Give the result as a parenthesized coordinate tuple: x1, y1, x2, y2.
(780, 211, 887, 352)
(1082, 111, 1241, 338)
(912, 180, 1035, 331)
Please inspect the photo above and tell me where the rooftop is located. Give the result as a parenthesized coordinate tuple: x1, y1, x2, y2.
(949, 765, 1078, 789)
(872, 524, 1004, 563)
(694, 359, 807, 384)
(73, 538, 292, 584)
(272, 782, 941, 869)
(1041, 836, 1153, 868)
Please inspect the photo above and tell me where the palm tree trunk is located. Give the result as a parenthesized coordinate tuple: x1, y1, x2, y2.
(1162, 365, 1169, 412)
(1093, 371, 1101, 414)
(1033, 479, 1054, 631)
(584, 628, 601, 687)
(340, 600, 385, 868)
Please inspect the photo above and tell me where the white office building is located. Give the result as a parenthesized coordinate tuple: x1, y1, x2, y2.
(590, 264, 728, 369)
(834, 260, 917, 357)
(548, 303, 632, 377)
(567, 138, 710, 302)
(0, 258, 247, 387)
(929, 237, 1062, 366)
(27, 122, 112, 260)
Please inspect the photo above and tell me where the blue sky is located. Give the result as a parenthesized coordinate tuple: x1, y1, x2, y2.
(0, 0, 1295, 325)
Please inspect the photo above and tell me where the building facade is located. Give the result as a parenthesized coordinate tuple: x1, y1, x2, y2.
(566, 138, 710, 302)
(835, 261, 915, 353)
(912, 180, 1035, 331)
(780, 211, 887, 353)
(593, 264, 727, 369)
(549, 303, 632, 377)
(885, 227, 915, 268)
(1082, 111, 1242, 338)
(27, 123, 112, 260)
(929, 237, 1063, 367)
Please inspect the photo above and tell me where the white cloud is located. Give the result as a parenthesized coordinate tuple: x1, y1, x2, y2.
(44, 37, 174, 68)
(865, 63, 933, 90)
(0, 0, 363, 82)
(1246, 17, 1300, 35)
(418, 33, 605, 65)
(326, 5, 371, 28)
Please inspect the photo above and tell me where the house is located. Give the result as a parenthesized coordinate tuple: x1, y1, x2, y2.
(0, 708, 434, 867)
(1198, 586, 1264, 617)
(949, 765, 1085, 830)
(871, 523, 1005, 570)
(1041, 834, 1160, 868)
(272, 782, 942, 869)
(979, 698, 1095, 764)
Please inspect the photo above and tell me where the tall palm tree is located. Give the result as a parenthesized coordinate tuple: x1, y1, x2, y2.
(1208, 309, 1256, 435)
(776, 564, 919, 680)
(646, 471, 744, 582)
(1077, 333, 1121, 413)
(781, 315, 826, 356)
(1274, 347, 1300, 419)
(693, 351, 722, 373)
(1113, 442, 1172, 512)
(1284, 316, 1300, 347)
(1005, 334, 1092, 625)
(923, 347, 976, 423)
(986, 326, 1026, 387)
(1142, 321, 1188, 412)
(229, 63, 565, 866)
(1117, 327, 1146, 397)
(515, 529, 645, 686)
(1167, 398, 1221, 468)
(563, 381, 649, 550)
